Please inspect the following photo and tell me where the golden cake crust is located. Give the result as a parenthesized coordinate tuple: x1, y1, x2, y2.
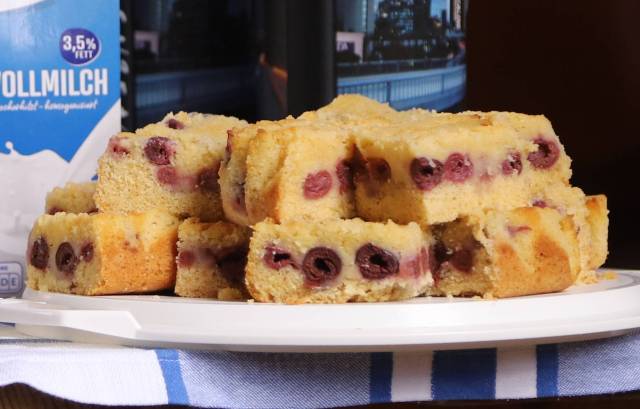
(487, 207, 580, 297)
(299, 94, 398, 124)
(428, 206, 581, 298)
(585, 194, 609, 270)
(45, 181, 96, 214)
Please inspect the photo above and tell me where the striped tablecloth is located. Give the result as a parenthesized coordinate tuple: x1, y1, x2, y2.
(2, 323, 640, 408)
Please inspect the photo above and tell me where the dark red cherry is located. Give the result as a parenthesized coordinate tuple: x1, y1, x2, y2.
(55, 242, 78, 275)
(429, 241, 448, 275)
(216, 246, 248, 284)
(429, 240, 475, 275)
(166, 118, 184, 129)
(303, 170, 332, 199)
(30, 237, 49, 269)
(501, 152, 523, 175)
(47, 207, 63, 215)
(263, 245, 296, 270)
(444, 153, 474, 182)
(532, 199, 548, 208)
(411, 157, 444, 191)
(527, 137, 560, 169)
(302, 247, 342, 286)
(449, 248, 473, 273)
(177, 250, 195, 268)
(355, 243, 399, 280)
(157, 166, 178, 186)
(80, 242, 94, 262)
(108, 137, 129, 156)
(144, 137, 175, 166)
(336, 160, 354, 193)
(197, 164, 220, 192)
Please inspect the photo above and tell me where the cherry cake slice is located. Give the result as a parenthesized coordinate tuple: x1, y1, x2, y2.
(26, 210, 178, 295)
(175, 218, 251, 301)
(95, 112, 247, 222)
(245, 218, 431, 304)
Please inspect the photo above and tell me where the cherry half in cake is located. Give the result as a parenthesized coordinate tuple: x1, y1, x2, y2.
(355, 244, 399, 280)
(303, 171, 333, 199)
(302, 246, 342, 286)
(263, 245, 297, 270)
(411, 157, 444, 191)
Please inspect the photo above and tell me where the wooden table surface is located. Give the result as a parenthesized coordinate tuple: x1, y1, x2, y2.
(0, 384, 638, 409)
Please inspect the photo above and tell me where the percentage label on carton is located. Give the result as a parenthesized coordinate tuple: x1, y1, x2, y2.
(60, 28, 101, 65)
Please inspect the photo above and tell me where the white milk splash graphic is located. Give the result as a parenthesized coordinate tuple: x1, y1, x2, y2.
(0, 141, 68, 256)
(0, 0, 45, 13)
(0, 101, 119, 257)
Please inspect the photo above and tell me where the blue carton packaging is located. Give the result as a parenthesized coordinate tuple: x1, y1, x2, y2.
(0, 0, 120, 297)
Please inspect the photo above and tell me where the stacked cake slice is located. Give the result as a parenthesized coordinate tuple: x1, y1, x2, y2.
(27, 112, 249, 296)
(26, 95, 609, 302)
(223, 95, 608, 302)
(95, 112, 247, 221)
(351, 110, 574, 225)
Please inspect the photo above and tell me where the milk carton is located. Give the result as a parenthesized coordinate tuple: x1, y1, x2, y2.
(0, 0, 120, 297)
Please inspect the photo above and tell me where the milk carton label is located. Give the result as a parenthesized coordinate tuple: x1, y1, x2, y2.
(0, 0, 120, 297)
(0, 263, 24, 295)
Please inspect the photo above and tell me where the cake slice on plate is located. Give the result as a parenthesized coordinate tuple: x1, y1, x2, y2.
(26, 210, 179, 295)
(95, 112, 246, 221)
(175, 218, 251, 300)
(246, 218, 431, 304)
(219, 95, 396, 226)
(352, 111, 573, 226)
(427, 206, 582, 298)
(246, 205, 588, 303)
(219, 117, 301, 225)
(244, 121, 356, 224)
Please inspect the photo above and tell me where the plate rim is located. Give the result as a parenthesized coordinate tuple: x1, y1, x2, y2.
(6, 269, 640, 352)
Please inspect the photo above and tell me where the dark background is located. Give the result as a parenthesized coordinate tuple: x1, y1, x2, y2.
(465, 0, 640, 268)
(124, 0, 638, 268)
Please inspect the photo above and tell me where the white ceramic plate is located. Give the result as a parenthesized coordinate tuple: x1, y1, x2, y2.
(1, 269, 639, 352)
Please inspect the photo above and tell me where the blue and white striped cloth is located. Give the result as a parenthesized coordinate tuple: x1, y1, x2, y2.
(2, 323, 640, 408)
